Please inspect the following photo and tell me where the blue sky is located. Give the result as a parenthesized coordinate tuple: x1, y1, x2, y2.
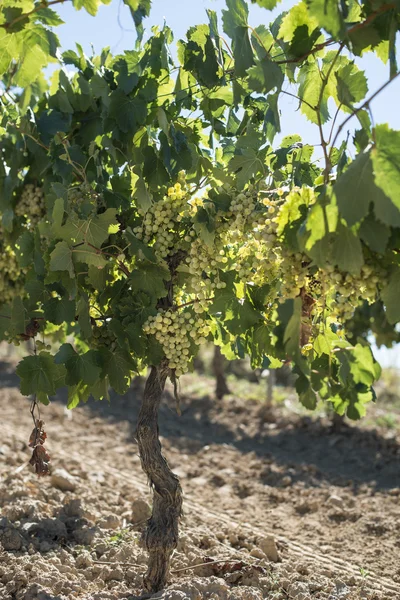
(53, 0, 400, 367)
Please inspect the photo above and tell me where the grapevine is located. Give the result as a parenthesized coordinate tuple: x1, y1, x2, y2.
(0, 0, 400, 592)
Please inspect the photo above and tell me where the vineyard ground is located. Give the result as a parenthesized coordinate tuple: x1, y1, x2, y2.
(0, 356, 400, 600)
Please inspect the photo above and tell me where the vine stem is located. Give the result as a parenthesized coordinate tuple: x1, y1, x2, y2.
(316, 43, 345, 182)
(136, 363, 183, 592)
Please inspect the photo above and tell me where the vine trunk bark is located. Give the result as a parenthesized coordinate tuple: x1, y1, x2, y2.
(212, 345, 231, 399)
(136, 364, 183, 592)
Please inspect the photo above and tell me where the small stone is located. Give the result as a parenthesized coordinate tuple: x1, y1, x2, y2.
(98, 514, 120, 530)
(288, 581, 310, 599)
(281, 475, 292, 487)
(0, 527, 23, 551)
(250, 547, 266, 559)
(75, 552, 93, 569)
(327, 494, 344, 509)
(73, 526, 97, 546)
(51, 469, 77, 492)
(228, 532, 239, 546)
(259, 535, 279, 562)
(62, 498, 83, 518)
(130, 498, 151, 524)
(104, 567, 124, 581)
(331, 580, 351, 598)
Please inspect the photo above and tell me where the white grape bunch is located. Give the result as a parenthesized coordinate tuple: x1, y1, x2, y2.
(15, 184, 45, 227)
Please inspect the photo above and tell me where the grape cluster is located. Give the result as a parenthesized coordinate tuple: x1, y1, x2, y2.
(229, 189, 257, 231)
(15, 184, 45, 226)
(184, 239, 228, 301)
(91, 324, 118, 351)
(321, 264, 382, 322)
(143, 307, 210, 376)
(134, 182, 190, 258)
(0, 229, 24, 305)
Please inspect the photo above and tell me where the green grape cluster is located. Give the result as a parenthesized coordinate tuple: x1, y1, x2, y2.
(229, 189, 257, 230)
(68, 184, 102, 215)
(184, 239, 228, 300)
(15, 184, 45, 226)
(134, 181, 190, 258)
(143, 307, 210, 376)
(322, 263, 382, 322)
(0, 228, 25, 305)
(91, 324, 118, 351)
(279, 249, 309, 300)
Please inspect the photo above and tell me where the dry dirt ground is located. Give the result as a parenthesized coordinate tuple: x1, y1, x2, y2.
(0, 358, 400, 600)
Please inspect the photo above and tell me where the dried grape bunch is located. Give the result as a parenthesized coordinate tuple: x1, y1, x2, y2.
(28, 418, 50, 477)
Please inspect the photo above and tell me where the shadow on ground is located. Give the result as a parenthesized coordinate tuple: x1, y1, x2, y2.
(1, 361, 399, 491)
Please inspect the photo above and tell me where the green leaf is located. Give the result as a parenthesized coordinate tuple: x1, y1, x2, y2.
(305, 0, 344, 39)
(43, 296, 76, 326)
(72, 0, 102, 16)
(129, 263, 168, 301)
(73, 244, 108, 269)
(372, 125, 400, 210)
(304, 202, 338, 250)
(334, 151, 373, 226)
(55, 343, 101, 386)
(229, 149, 263, 189)
(359, 215, 390, 254)
(381, 270, 400, 324)
(109, 90, 147, 134)
(11, 297, 27, 338)
(49, 241, 75, 278)
(131, 170, 153, 212)
(232, 26, 254, 77)
(16, 352, 66, 397)
(222, 0, 248, 38)
(87, 265, 109, 290)
(331, 224, 364, 274)
(299, 386, 317, 410)
(142, 147, 170, 188)
(102, 348, 136, 394)
(298, 62, 328, 124)
(251, 0, 281, 8)
(248, 57, 283, 94)
(335, 62, 368, 109)
(86, 209, 118, 247)
(349, 344, 381, 386)
(67, 382, 90, 409)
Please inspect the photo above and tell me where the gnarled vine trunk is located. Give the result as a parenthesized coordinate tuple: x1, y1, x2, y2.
(212, 345, 231, 399)
(136, 364, 183, 592)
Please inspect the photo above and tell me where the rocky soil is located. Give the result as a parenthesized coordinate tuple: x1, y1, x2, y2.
(0, 358, 399, 600)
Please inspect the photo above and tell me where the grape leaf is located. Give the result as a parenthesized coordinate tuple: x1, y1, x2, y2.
(55, 343, 101, 386)
(334, 151, 373, 226)
(85, 209, 118, 247)
(101, 348, 136, 394)
(43, 297, 76, 325)
(49, 241, 75, 278)
(381, 270, 400, 324)
(331, 224, 364, 274)
(372, 125, 400, 210)
(305, 0, 344, 39)
(129, 263, 168, 300)
(16, 352, 66, 397)
(359, 215, 390, 254)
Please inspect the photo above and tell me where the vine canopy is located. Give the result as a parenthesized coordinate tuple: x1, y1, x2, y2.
(0, 0, 400, 419)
